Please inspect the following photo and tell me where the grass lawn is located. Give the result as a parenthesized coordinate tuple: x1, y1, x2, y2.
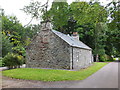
(3, 62, 107, 81)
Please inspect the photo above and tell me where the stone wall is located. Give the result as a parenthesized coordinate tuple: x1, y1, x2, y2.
(26, 29, 71, 69)
(72, 47, 93, 70)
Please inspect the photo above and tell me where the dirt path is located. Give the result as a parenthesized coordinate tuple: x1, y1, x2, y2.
(2, 62, 119, 88)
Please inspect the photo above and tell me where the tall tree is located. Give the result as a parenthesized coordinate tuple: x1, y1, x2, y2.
(47, 0, 69, 33)
(70, 1, 108, 61)
(105, 1, 120, 57)
(1, 10, 39, 57)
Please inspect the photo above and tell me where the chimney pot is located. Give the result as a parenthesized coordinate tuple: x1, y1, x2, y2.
(73, 32, 78, 36)
(72, 32, 79, 40)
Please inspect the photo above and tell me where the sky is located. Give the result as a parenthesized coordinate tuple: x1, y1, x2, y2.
(0, 0, 114, 26)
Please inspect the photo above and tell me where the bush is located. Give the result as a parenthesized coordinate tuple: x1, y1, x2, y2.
(99, 54, 113, 62)
(12, 46, 26, 57)
(0, 57, 5, 67)
(0, 57, 2, 67)
(2, 53, 24, 69)
(99, 55, 106, 62)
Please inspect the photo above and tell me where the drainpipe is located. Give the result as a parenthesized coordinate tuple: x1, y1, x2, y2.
(72, 47, 73, 69)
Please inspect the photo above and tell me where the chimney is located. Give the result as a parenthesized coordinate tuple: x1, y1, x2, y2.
(71, 32, 79, 40)
(39, 21, 52, 44)
(41, 21, 52, 31)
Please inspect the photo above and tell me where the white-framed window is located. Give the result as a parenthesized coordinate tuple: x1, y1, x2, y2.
(76, 52, 79, 62)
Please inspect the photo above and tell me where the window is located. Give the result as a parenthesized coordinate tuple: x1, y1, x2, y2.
(76, 52, 79, 62)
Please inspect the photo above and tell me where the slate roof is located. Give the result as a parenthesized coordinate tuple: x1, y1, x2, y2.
(52, 30, 92, 50)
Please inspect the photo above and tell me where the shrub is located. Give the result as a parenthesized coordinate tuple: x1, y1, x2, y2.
(2, 53, 24, 69)
(0, 57, 5, 67)
(99, 54, 113, 62)
(99, 55, 106, 62)
(12, 46, 26, 57)
(12, 45, 26, 64)
(0, 57, 2, 67)
(107, 55, 113, 61)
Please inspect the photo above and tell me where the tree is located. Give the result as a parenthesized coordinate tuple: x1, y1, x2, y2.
(70, 1, 108, 61)
(1, 10, 38, 58)
(105, 1, 120, 57)
(1, 11, 38, 46)
(2, 33, 13, 57)
(2, 15, 24, 36)
(48, 0, 69, 33)
(21, 1, 42, 27)
(70, 1, 91, 25)
(24, 24, 40, 38)
(22, 0, 70, 33)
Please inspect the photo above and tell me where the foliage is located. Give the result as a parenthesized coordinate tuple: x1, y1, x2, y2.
(2, 15, 24, 37)
(0, 59, 2, 67)
(70, 2, 91, 25)
(1, 11, 40, 60)
(70, 1, 107, 24)
(21, 1, 42, 19)
(106, 1, 120, 57)
(99, 54, 113, 62)
(2, 53, 24, 69)
(24, 24, 40, 38)
(93, 22, 108, 61)
(48, 1, 69, 32)
(0, 57, 4, 67)
(2, 33, 13, 57)
(3, 62, 107, 81)
(1, 13, 38, 47)
(12, 45, 26, 57)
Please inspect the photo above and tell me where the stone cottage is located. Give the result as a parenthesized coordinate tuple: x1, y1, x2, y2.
(26, 22, 93, 70)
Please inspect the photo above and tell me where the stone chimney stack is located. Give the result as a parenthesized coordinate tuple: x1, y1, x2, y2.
(40, 21, 52, 44)
(71, 32, 79, 40)
(41, 21, 52, 31)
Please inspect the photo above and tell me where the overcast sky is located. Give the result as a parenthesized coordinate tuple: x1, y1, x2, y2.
(0, 0, 113, 26)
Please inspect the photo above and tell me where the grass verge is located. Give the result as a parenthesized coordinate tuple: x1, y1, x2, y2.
(3, 62, 107, 81)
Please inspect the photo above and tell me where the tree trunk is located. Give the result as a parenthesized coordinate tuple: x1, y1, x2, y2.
(96, 54, 99, 62)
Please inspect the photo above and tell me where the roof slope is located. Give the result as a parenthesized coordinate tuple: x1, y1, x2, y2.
(52, 30, 92, 50)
